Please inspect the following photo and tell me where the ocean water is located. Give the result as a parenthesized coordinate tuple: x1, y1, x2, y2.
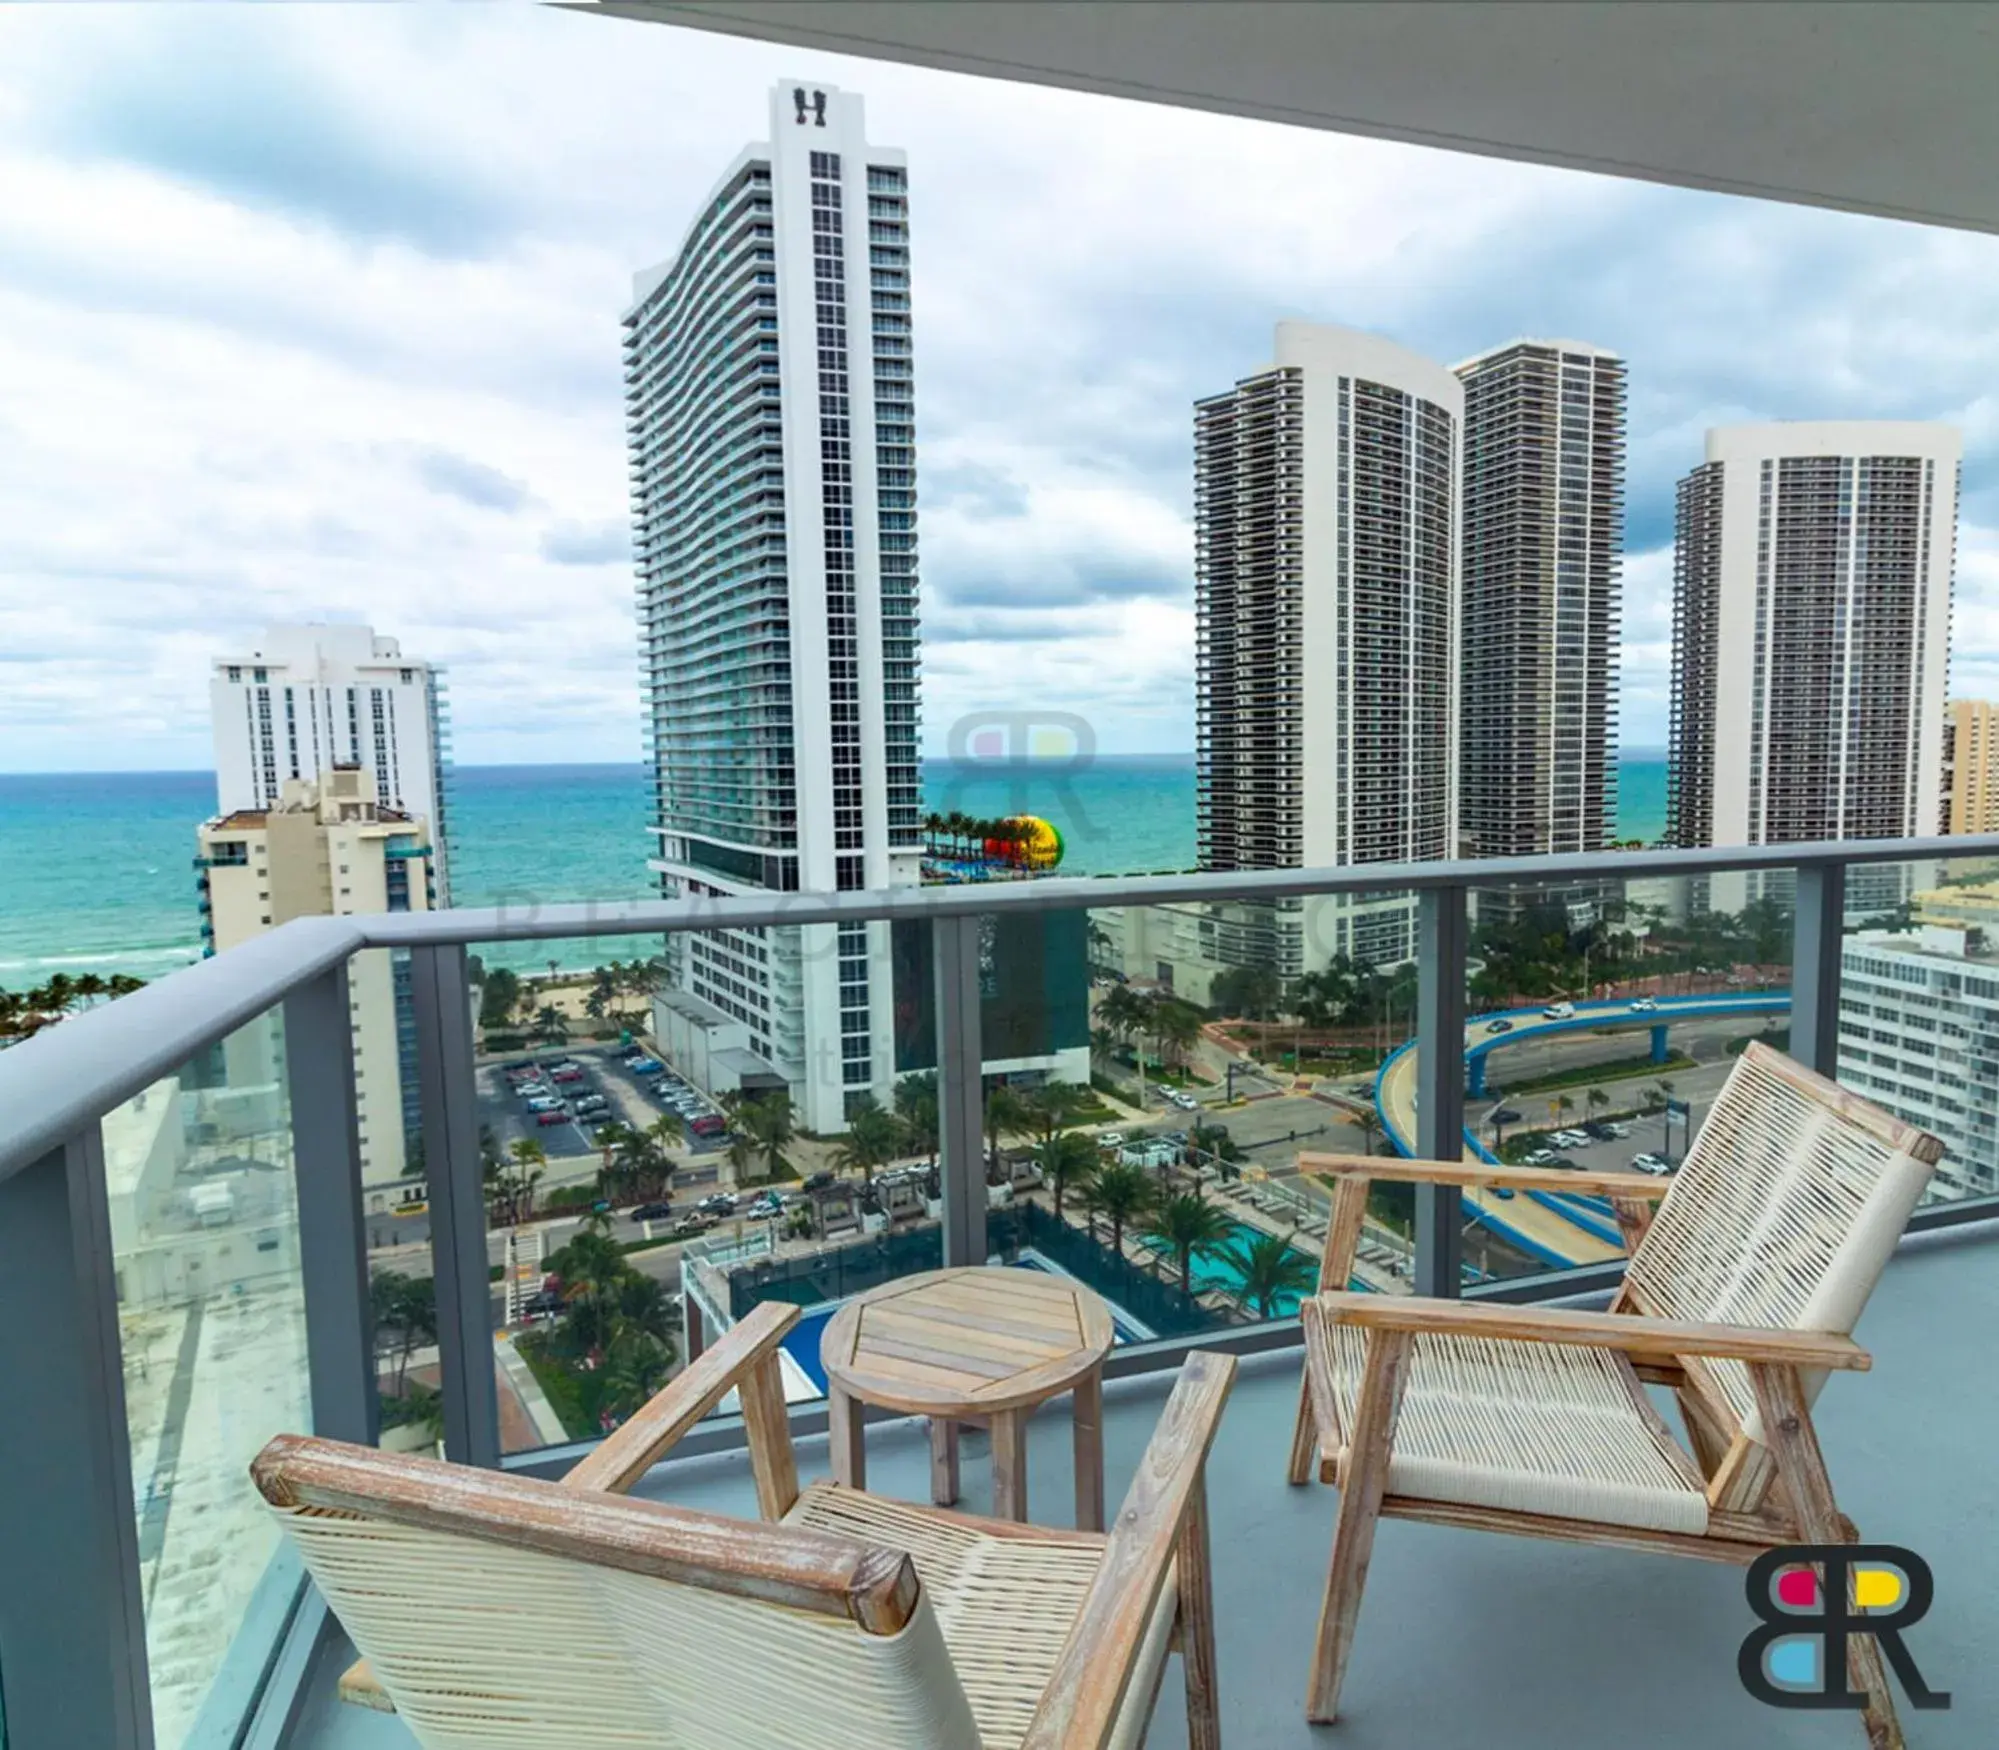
(0, 755, 1670, 988)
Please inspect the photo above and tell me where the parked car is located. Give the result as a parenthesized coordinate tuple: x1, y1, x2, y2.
(1629, 997, 1659, 1013)
(631, 1200, 675, 1222)
(1604, 1121, 1631, 1139)
(1631, 1152, 1670, 1175)
(551, 1067, 584, 1083)
(524, 1096, 562, 1114)
(1544, 1156, 1580, 1171)
(629, 1059, 664, 1077)
(1491, 1186, 1517, 1200)
(534, 1108, 569, 1127)
(1542, 1001, 1576, 1020)
(1582, 1122, 1615, 1141)
(1550, 1129, 1588, 1148)
(1523, 1148, 1560, 1165)
(1166, 1090, 1200, 1111)
(1485, 1017, 1514, 1034)
(1097, 1132, 1126, 1151)
(690, 1115, 726, 1138)
(803, 1171, 837, 1192)
(669, 1214, 716, 1240)
(1161, 1130, 1189, 1146)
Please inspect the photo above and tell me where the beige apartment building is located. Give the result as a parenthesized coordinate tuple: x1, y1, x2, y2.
(196, 766, 435, 1194)
(1942, 699, 1999, 835)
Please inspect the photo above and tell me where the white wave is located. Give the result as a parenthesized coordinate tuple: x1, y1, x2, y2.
(0, 946, 203, 974)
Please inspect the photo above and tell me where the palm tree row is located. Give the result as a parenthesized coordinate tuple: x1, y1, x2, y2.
(0, 970, 146, 1042)
(1095, 983, 1206, 1077)
(921, 811, 1039, 864)
(593, 1112, 685, 1205)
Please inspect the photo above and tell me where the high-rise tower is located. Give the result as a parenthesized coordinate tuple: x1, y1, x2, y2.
(210, 623, 453, 902)
(1194, 322, 1460, 973)
(626, 82, 920, 1132)
(1455, 340, 1625, 860)
(1667, 422, 1958, 854)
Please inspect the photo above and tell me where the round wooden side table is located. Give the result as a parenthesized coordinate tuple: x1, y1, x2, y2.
(819, 1266, 1117, 1529)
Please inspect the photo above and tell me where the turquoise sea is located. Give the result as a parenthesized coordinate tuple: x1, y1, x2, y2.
(0, 755, 1669, 987)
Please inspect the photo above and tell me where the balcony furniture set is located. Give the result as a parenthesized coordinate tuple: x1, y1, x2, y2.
(256, 1042, 1935, 1748)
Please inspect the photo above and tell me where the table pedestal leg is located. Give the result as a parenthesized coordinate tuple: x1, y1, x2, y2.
(929, 1417, 960, 1506)
(992, 1408, 1029, 1522)
(1072, 1366, 1105, 1532)
(829, 1384, 865, 1491)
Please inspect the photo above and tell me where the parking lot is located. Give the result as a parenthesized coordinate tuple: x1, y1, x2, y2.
(478, 1042, 731, 1177)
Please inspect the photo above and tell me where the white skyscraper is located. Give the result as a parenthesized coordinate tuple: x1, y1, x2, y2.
(626, 82, 921, 1133)
(1668, 422, 1958, 855)
(210, 623, 453, 902)
(1194, 322, 1461, 973)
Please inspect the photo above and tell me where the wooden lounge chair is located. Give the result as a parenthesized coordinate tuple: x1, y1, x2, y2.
(251, 1300, 1236, 1750)
(1285, 1043, 1941, 1748)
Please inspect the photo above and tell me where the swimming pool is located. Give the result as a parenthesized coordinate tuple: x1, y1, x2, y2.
(1139, 1219, 1321, 1318)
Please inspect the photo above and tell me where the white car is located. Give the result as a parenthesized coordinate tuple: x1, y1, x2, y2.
(1629, 997, 1659, 1013)
(1542, 1001, 1576, 1020)
(1550, 1130, 1588, 1148)
(1097, 1132, 1125, 1151)
(1168, 1090, 1200, 1111)
(1630, 1152, 1670, 1175)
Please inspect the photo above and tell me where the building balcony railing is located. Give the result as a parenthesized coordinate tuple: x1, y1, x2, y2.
(3, 833, 1997, 1748)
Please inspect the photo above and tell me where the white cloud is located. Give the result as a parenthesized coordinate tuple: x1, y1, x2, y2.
(1, 5, 1997, 774)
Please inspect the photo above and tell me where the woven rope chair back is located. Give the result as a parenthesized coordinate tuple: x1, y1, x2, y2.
(1622, 1041, 1940, 1440)
(268, 1497, 981, 1750)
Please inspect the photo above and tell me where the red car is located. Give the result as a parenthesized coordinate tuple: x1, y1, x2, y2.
(552, 1067, 585, 1083)
(535, 1109, 569, 1127)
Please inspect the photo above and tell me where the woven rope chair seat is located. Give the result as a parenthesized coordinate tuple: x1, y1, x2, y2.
(1320, 1325, 1711, 1535)
(787, 1481, 1175, 1750)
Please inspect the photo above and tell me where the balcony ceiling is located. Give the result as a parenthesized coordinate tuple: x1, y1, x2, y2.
(578, 2, 1999, 233)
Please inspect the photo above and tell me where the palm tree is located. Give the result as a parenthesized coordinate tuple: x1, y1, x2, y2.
(503, 1137, 547, 1224)
(983, 1081, 1031, 1174)
(532, 1004, 569, 1047)
(644, 1110, 686, 1161)
(893, 1073, 939, 1164)
(1081, 1160, 1155, 1257)
(1146, 1191, 1233, 1295)
(1585, 1086, 1610, 1122)
(832, 1095, 902, 1178)
(737, 1093, 795, 1182)
(1148, 996, 1204, 1076)
(598, 1329, 673, 1424)
(1355, 1106, 1385, 1159)
(724, 1129, 760, 1186)
(1033, 1130, 1099, 1219)
(1018, 1081, 1089, 1151)
(1221, 1230, 1317, 1319)
(1556, 1093, 1578, 1124)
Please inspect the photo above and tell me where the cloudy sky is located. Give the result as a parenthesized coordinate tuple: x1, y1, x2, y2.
(3, 6, 1997, 773)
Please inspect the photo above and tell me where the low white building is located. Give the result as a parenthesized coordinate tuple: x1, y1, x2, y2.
(1837, 925, 1999, 1201)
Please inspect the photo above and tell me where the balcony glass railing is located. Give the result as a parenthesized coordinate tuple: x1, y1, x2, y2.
(3, 835, 1999, 1747)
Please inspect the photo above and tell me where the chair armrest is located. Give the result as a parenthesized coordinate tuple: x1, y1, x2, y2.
(1300, 1150, 1672, 1201)
(1021, 1350, 1238, 1750)
(1314, 1292, 1870, 1372)
(566, 1299, 802, 1496)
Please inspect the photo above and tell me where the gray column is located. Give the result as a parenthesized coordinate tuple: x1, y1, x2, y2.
(933, 914, 986, 1268)
(284, 962, 376, 1444)
(1414, 885, 1469, 1298)
(409, 944, 500, 1467)
(0, 1135, 154, 1749)
(1790, 862, 1846, 1079)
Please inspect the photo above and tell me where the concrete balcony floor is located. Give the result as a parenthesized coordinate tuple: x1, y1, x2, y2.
(295, 1228, 1996, 1749)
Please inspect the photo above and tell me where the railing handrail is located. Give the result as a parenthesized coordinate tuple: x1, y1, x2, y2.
(4, 831, 1996, 1185)
(0, 916, 364, 1182)
(354, 830, 1999, 945)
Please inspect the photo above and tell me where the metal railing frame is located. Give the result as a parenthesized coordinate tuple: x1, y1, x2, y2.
(2, 832, 1996, 1748)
